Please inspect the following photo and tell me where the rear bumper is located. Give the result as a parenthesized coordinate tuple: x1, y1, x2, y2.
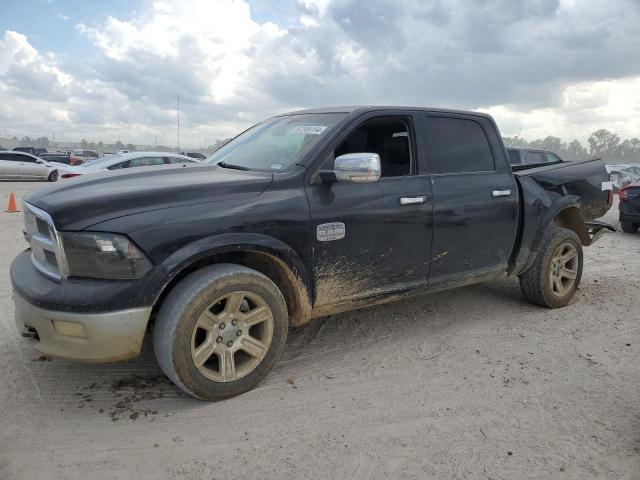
(13, 291, 151, 362)
(619, 201, 640, 223)
(619, 212, 640, 223)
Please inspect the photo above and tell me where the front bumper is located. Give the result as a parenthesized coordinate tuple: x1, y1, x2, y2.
(11, 250, 152, 362)
(13, 291, 151, 362)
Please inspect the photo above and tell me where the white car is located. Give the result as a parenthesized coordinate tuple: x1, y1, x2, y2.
(59, 151, 199, 179)
(0, 151, 67, 181)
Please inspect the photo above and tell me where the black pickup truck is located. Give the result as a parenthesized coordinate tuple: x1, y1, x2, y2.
(11, 106, 614, 400)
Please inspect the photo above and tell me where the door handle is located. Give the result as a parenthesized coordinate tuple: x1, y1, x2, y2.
(492, 190, 512, 198)
(400, 196, 426, 205)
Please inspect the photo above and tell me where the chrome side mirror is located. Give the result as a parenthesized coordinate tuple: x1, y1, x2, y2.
(332, 153, 381, 184)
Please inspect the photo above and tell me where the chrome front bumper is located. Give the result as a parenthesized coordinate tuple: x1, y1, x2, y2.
(13, 291, 152, 362)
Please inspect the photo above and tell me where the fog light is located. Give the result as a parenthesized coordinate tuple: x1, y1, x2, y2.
(52, 320, 87, 338)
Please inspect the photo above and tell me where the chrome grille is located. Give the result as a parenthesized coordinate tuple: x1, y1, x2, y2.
(23, 202, 67, 281)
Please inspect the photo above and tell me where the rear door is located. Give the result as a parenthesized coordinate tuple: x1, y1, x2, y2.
(18, 154, 48, 179)
(0, 153, 22, 178)
(419, 113, 518, 285)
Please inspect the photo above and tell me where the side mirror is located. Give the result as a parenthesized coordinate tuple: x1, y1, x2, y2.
(327, 153, 381, 184)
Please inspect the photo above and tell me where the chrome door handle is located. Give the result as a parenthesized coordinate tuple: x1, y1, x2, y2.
(492, 190, 512, 198)
(400, 196, 426, 205)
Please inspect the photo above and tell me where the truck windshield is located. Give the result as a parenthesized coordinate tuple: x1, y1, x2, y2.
(205, 113, 345, 172)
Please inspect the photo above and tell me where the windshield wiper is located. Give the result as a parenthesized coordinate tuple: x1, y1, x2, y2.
(217, 161, 250, 171)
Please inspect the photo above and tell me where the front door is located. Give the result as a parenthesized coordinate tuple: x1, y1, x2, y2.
(305, 113, 433, 309)
(419, 113, 518, 285)
(18, 155, 47, 179)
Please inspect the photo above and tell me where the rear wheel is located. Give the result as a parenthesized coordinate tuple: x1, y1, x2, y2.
(153, 264, 288, 401)
(519, 227, 583, 308)
(48, 170, 58, 182)
(620, 221, 639, 233)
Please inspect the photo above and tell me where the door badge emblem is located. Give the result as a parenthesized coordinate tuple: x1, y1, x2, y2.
(316, 222, 346, 241)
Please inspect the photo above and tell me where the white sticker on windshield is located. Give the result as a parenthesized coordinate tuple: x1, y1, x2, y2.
(392, 131, 408, 138)
(270, 163, 284, 170)
(291, 125, 328, 135)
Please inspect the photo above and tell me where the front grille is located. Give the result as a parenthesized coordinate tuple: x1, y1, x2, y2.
(23, 203, 67, 281)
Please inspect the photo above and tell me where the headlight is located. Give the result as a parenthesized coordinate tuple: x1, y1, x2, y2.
(60, 232, 152, 279)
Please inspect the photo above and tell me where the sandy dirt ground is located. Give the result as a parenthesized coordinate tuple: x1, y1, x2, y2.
(0, 181, 638, 480)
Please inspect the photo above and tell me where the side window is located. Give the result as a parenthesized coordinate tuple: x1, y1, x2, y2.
(166, 156, 194, 164)
(334, 117, 412, 177)
(545, 153, 561, 163)
(20, 155, 38, 163)
(126, 156, 165, 168)
(525, 151, 545, 164)
(0, 153, 18, 161)
(107, 161, 127, 170)
(507, 149, 521, 165)
(424, 117, 495, 174)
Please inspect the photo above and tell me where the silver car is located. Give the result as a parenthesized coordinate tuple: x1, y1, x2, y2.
(59, 151, 199, 179)
(0, 151, 64, 181)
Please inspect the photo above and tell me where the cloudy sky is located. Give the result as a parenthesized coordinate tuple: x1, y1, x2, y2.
(1, 0, 640, 148)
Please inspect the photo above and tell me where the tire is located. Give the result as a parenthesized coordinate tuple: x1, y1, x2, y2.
(153, 264, 288, 401)
(620, 221, 639, 233)
(48, 170, 58, 182)
(519, 227, 583, 308)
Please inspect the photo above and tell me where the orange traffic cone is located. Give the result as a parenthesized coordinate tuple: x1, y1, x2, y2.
(5, 192, 19, 213)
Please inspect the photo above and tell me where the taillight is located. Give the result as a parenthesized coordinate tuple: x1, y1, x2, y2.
(61, 173, 81, 179)
(619, 187, 628, 201)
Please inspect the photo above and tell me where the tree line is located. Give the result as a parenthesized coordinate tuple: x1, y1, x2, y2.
(503, 129, 640, 163)
(3, 135, 232, 154)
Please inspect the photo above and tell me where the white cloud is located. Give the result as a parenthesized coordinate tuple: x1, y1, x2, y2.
(1, 0, 640, 148)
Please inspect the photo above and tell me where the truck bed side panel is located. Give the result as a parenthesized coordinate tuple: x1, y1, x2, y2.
(513, 158, 610, 220)
(510, 157, 610, 275)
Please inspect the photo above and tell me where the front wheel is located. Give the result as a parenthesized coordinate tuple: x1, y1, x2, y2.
(48, 170, 58, 182)
(519, 227, 583, 308)
(153, 264, 288, 401)
(620, 221, 639, 233)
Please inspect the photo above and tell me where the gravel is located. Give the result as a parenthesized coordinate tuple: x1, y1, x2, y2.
(0, 181, 638, 479)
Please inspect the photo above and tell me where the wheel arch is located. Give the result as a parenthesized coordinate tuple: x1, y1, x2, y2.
(148, 233, 313, 327)
(517, 196, 591, 275)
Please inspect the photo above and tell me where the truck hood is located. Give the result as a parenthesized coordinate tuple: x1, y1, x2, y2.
(26, 164, 273, 230)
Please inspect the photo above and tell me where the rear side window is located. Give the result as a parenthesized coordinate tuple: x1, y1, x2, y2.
(126, 156, 165, 168)
(424, 117, 495, 174)
(545, 153, 561, 163)
(166, 156, 195, 164)
(525, 151, 545, 164)
(507, 149, 521, 165)
(0, 153, 28, 162)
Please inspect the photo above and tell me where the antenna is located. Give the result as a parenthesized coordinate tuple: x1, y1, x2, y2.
(177, 94, 180, 152)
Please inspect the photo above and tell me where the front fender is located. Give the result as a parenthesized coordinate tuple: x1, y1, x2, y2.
(135, 233, 311, 308)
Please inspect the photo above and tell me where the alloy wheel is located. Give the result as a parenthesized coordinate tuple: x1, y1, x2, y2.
(190, 291, 274, 382)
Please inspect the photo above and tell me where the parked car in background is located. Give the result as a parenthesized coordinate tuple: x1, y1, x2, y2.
(506, 147, 565, 168)
(73, 149, 99, 159)
(607, 164, 640, 191)
(0, 151, 66, 181)
(12, 146, 48, 156)
(59, 151, 198, 179)
(40, 153, 72, 165)
(181, 152, 207, 160)
(619, 179, 640, 233)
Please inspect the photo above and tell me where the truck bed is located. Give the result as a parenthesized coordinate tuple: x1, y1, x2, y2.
(514, 157, 611, 221)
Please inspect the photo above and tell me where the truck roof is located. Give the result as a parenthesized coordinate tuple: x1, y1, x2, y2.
(281, 105, 495, 120)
